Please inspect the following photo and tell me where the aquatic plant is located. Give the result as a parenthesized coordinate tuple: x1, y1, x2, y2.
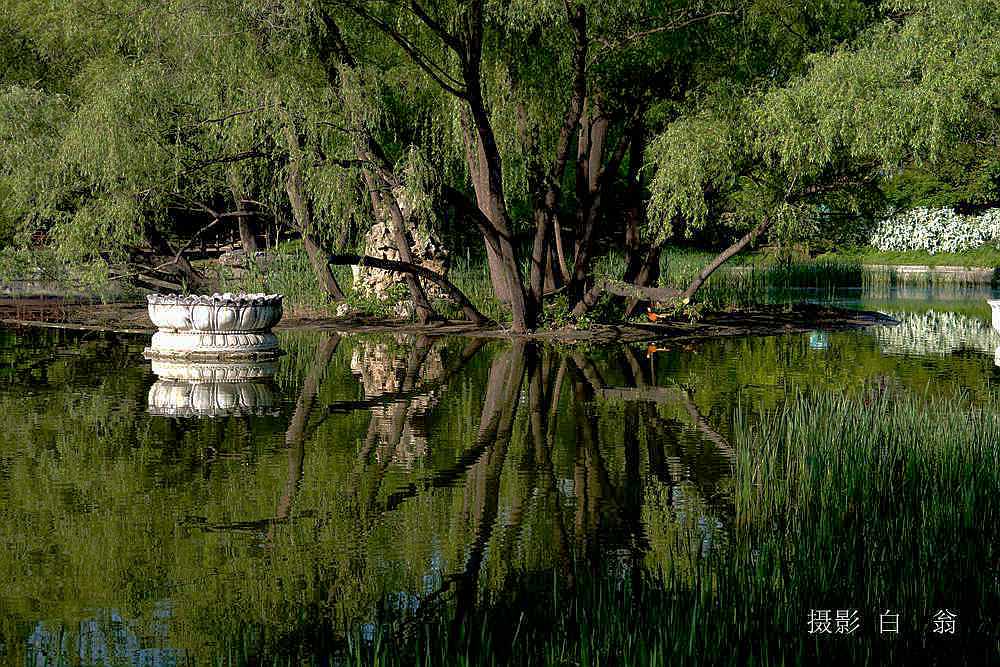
(337, 389, 1000, 666)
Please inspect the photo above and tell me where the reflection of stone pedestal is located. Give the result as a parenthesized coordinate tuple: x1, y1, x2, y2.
(989, 299, 1000, 335)
(147, 359, 279, 417)
(144, 293, 283, 361)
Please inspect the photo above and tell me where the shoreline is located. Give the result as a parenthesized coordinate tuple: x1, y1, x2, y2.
(0, 298, 898, 344)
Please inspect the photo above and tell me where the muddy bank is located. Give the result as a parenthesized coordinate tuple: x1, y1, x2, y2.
(0, 297, 897, 344)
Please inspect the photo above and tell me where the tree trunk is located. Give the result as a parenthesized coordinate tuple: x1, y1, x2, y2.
(301, 232, 346, 301)
(623, 243, 662, 318)
(553, 215, 570, 282)
(464, 102, 532, 332)
(621, 118, 652, 317)
(280, 111, 347, 302)
(568, 108, 636, 306)
(459, 108, 515, 306)
(228, 172, 259, 256)
(527, 6, 588, 323)
(681, 217, 774, 301)
(359, 169, 437, 325)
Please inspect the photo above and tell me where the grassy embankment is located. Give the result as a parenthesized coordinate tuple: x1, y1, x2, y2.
(817, 246, 1000, 267)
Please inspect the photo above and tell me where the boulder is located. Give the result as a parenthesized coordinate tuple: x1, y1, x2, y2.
(353, 189, 451, 305)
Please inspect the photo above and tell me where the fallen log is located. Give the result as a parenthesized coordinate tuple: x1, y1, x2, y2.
(328, 254, 489, 325)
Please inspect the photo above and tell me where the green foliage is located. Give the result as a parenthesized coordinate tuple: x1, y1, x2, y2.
(649, 0, 1000, 250)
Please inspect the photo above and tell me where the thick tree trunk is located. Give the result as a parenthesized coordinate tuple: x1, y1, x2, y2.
(568, 108, 639, 310)
(461, 100, 532, 332)
(681, 216, 774, 301)
(459, 108, 515, 306)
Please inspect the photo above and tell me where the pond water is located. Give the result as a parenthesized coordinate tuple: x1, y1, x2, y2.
(1, 286, 999, 664)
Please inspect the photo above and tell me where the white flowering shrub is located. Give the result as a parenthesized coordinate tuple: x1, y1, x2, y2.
(869, 207, 1000, 253)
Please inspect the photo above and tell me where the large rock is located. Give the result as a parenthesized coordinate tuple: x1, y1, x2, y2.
(352, 191, 451, 306)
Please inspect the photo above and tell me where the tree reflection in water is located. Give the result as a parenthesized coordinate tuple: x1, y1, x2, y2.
(0, 329, 738, 664)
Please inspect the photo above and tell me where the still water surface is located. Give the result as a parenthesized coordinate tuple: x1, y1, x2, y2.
(1, 286, 999, 664)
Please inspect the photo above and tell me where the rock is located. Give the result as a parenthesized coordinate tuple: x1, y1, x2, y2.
(353, 190, 452, 307)
(218, 250, 267, 268)
(393, 301, 414, 319)
(335, 302, 351, 318)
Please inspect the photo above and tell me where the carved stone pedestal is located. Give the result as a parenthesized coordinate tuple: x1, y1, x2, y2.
(144, 293, 283, 361)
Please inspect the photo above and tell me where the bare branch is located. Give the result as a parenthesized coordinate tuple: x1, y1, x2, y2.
(592, 11, 735, 60)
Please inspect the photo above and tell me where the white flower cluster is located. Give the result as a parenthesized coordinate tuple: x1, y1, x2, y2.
(869, 207, 1000, 254)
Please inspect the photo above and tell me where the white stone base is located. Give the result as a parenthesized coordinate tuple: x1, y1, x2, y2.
(144, 331, 281, 361)
(145, 292, 284, 361)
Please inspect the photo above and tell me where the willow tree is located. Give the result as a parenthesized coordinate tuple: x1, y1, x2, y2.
(319, 0, 887, 328)
(320, 0, 736, 330)
(4, 0, 905, 329)
(0, 1, 351, 294)
(647, 0, 1000, 301)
